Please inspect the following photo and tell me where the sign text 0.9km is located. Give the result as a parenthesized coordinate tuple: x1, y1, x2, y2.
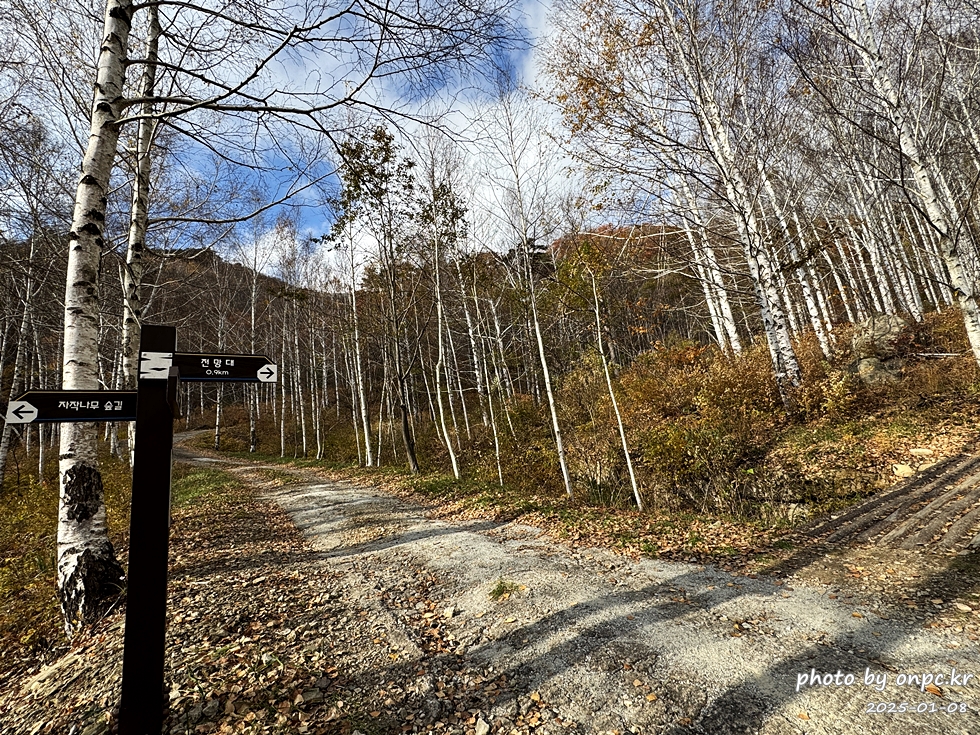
(171, 352, 278, 383)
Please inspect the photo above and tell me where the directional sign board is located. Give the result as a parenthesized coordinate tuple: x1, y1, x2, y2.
(171, 353, 278, 383)
(4, 390, 138, 424)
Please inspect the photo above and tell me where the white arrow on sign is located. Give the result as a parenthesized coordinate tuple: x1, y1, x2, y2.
(256, 364, 278, 383)
(5, 401, 38, 424)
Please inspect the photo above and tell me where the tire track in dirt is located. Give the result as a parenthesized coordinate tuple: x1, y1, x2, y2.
(807, 452, 980, 552)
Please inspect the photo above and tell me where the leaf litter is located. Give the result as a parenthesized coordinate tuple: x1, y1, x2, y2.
(0, 468, 549, 735)
(3, 452, 980, 735)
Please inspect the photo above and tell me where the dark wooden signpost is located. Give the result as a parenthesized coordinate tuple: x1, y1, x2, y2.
(3, 324, 278, 735)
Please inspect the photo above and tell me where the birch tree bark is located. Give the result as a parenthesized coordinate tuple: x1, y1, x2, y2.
(798, 0, 980, 359)
(481, 90, 575, 497)
(434, 240, 461, 478)
(549, 0, 803, 401)
(590, 273, 642, 510)
(674, 174, 742, 353)
(0, 236, 36, 487)
(57, 0, 130, 635)
(120, 4, 161, 465)
(758, 166, 832, 355)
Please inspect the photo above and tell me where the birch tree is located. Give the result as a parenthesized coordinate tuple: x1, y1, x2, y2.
(549, 0, 803, 403)
(789, 0, 980, 361)
(417, 135, 468, 479)
(56, 0, 131, 634)
(478, 89, 576, 498)
(35, 0, 521, 631)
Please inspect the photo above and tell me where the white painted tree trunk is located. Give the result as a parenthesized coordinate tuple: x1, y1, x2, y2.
(58, 0, 132, 635)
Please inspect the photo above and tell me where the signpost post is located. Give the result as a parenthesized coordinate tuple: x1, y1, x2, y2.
(118, 324, 179, 734)
(2, 323, 279, 734)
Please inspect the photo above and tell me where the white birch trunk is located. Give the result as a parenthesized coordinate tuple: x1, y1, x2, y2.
(0, 239, 35, 486)
(293, 306, 308, 457)
(759, 169, 831, 356)
(454, 259, 488, 425)
(656, 128, 742, 353)
(851, 0, 980, 360)
(844, 218, 888, 314)
(489, 299, 514, 399)
(57, 0, 131, 635)
(446, 322, 471, 441)
(833, 237, 868, 321)
(214, 319, 226, 450)
(902, 209, 943, 311)
(676, 176, 740, 353)
(526, 246, 574, 499)
(120, 4, 160, 467)
(434, 240, 460, 478)
(797, 212, 839, 335)
(591, 275, 642, 510)
(478, 295, 517, 440)
(35, 326, 47, 483)
(350, 272, 373, 466)
(343, 337, 363, 466)
(659, 10, 801, 398)
(822, 249, 857, 324)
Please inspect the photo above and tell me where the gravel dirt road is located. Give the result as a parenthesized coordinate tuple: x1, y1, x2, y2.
(2, 439, 978, 735)
(251, 456, 980, 735)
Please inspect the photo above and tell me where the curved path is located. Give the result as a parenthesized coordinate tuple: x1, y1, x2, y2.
(191, 442, 980, 735)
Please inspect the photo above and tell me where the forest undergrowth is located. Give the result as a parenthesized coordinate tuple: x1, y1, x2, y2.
(2, 312, 979, 676)
(208, 312, 980, 567)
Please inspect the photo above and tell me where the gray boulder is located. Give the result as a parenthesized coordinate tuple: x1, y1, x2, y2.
(851, 313, 909, 359)
(849, 356, 903, 384)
